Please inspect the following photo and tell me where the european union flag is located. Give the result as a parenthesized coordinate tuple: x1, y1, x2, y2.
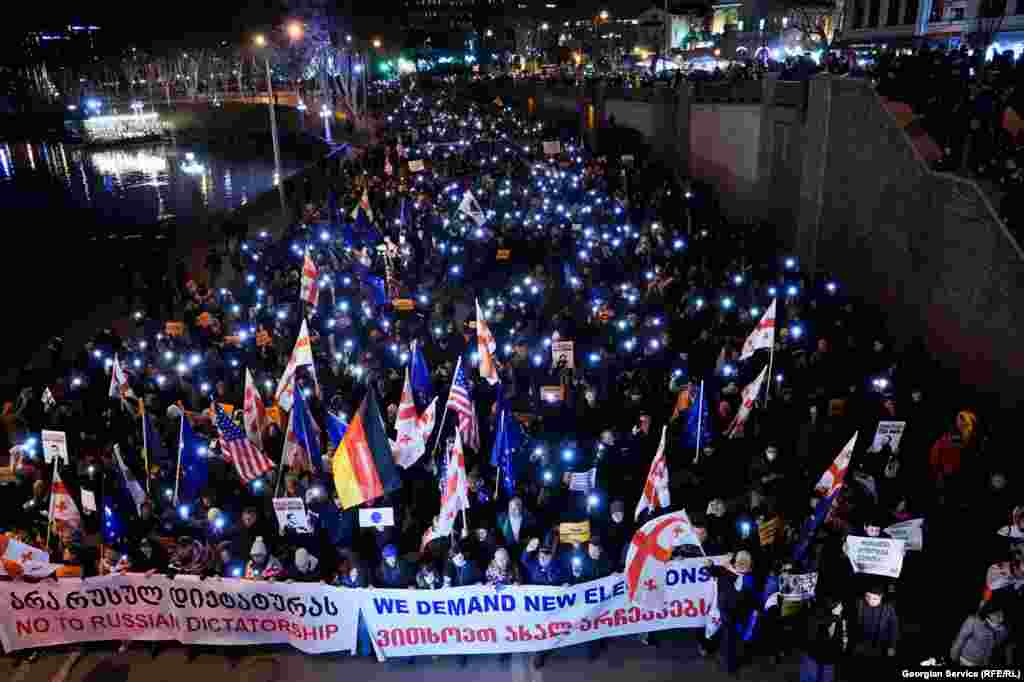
(291, 384, 323, 474)
(409, 340, 435, 413)
(683, 380, 712, 451)
(177, 414, 208, 504)
(490, 385, 525, 498)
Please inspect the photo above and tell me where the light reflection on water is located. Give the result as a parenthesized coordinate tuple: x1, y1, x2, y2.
(0, 141, 306, 227)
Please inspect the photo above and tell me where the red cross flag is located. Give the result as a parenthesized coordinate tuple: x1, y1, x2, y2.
(50, 467, 81, 530)
(108, 354, 136, 400)
(437, 430, 469, 537)
(275, 319, 318, 412)
(739, 298, 777, 360)
(243, 368, 268, 451)
(625, 510, 702, 606)
(300, 251, 319, 307)
(635, 426, 670, 521)
(0, 536, 56, 579)
(726, 365, 769, 439)
(393, 367, 438, 468)
(475, 299, 499, 385)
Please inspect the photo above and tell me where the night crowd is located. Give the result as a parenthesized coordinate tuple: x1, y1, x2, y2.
(0, 84, 1018, 680)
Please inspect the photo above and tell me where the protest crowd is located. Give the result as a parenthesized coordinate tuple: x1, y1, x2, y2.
(0, 81, 1017, 679)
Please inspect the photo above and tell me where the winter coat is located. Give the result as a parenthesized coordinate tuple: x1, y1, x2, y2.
(847, 601, 899, 656)
(950, 615, 1009, 665)
(804, 605, 847, 663)
(520, 551, 567, 585)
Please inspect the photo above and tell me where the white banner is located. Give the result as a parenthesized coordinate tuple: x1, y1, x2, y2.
(868, 421, 906, 453)
(846, 536, 905, 578)
(0, 575, 357, 654)
(360, 558, 716, 658)
(885, 518, 924, 551)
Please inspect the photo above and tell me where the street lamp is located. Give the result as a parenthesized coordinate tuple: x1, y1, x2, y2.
(254, 33, 284, 212)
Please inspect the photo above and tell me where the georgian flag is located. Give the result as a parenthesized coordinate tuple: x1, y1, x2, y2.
(475, 299, 499, 385)
(243, 368, 268, 451)
(351, 188, 374, 223)
(739, 298, 777, 360)
(459, 189, 486, 227)
(635, 426, 670, 521)
(113, 444, 146, 515)
(393, 367, 438, 469)
(815, 432, 858, 498)
(0, 536, 56, 579)
(300, 251, 319, 307)
(437, 430, 470, 537)
(726, 365, 769, 439)
(625, 510, 703, 606)
(109, 354, 136, 400)
(275, 319, 318, 412)
(50, 467, 81, 530)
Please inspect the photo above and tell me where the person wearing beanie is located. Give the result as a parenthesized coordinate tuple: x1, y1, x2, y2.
(376, 544, 413, 588)
(244, 537, 283, 580)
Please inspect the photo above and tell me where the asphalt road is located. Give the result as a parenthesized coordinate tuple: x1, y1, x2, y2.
(2, 630, 804, 682)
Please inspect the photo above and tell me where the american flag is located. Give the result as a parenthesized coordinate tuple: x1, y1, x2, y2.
(214, 403, 275, 484)
(445, 358, 479, 451)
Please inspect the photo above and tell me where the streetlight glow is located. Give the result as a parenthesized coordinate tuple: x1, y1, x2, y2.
(287, 22, 303, 41)
(254, 34, 266, 47)
(373, 38, 382, 48)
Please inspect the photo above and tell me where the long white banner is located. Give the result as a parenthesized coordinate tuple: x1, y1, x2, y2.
(0, 574, 357, 654)
(359, 557, 718, 658)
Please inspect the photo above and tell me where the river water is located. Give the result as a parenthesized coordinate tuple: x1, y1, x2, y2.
(0, 140, 314, 387)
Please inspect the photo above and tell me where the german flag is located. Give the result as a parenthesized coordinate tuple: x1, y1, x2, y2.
(332, 390, 402, 509)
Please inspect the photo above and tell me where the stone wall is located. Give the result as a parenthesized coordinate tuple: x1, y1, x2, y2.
(799, 76, 1024, 409)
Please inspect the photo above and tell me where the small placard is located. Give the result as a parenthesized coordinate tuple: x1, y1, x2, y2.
(165, 321, 185, 337)
(551, 340, 575, 369)
(273, 497, 313, 534)
(543, 141, 561, 155)
(496, 249, 511, 261)
(41, 430, 68, 465)
(540, 386, 565, 404)
(558, 520, 591, 545)
(392, 299, 416, 312)
(408, 160, 425, 172)
(359, 507, 395, 528)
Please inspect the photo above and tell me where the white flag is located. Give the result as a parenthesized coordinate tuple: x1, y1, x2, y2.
(113, 444, 147, 515)
(726, 365, 769, 439)
(108, 354, 136, 400)
(625, 509, 703, 607)
(740, 299, 777, 360)
(475, 299, 499, 385)
(275, 319, 318, 412)
(459, 190, 486, 227)
(300, 251, 319, 307)
(393, 368, 438, 468)
(635, 426, 670, 521)
(50, 467, 81, 530)
(437, 431, 469, 537)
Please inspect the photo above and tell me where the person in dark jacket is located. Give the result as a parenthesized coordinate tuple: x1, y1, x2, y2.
(496, 497, 538, 561)
(521, 539, 567, 586)
(444, 544, 482, 587)
(801, 596, 847, 682)
(845, 584, 899, 675)
(707, 550, 759, 675)
(375, 544, 414, 588)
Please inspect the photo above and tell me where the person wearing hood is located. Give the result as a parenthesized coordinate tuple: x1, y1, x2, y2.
(950, 601, 1012, 667)
(245, 537, 283, 580)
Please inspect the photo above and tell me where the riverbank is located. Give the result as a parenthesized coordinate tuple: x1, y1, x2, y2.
(2, 117, 355, 396)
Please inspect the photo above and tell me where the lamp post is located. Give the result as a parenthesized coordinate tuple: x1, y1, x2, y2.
(254, 33, 285, 213)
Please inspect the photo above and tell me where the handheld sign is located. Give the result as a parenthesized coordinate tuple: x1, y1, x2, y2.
(846, 536, 905, 578)
(540, 386, 566, 404)
(359, 507, 395, 529)
(558, 521, 591, 545)
(496, 249, 511, 261)
(165, 321, 185, 337)
(41, 430, 68, 465)
(543, 141, 561, 155)
(884, 518, 923, 551)
(868, 421, 906, 453)
(408, 160, 425, 173)
(272, 497, 313, 534)
(551, 341, 575, 369)
(392, 299, 416, 312)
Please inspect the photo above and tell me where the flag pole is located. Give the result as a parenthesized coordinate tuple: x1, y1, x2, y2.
(494, 411, 504, 499)
(763, 338, 776, 409)
(693, 380, 705, 465)
(45, 457, 58, 551)
(140, 399, 151, 495)
(429, 355, 461, 467)
(174, 414, 185, 506)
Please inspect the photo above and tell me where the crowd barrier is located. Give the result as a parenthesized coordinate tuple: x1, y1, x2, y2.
(0, 558, 718, 658)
